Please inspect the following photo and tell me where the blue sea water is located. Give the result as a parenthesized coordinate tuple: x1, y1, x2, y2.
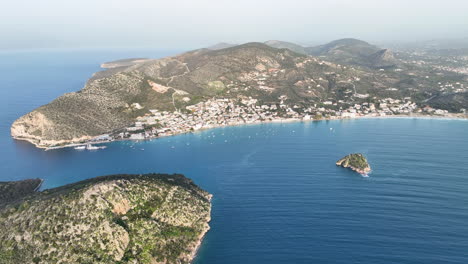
(1, 50, 468, 264)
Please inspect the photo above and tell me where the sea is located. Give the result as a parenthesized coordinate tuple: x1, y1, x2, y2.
(0, 49, 467, 264)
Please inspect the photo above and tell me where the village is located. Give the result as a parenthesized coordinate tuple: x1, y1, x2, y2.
(79, 50, 468, 147)
(86, 95, 458, 145)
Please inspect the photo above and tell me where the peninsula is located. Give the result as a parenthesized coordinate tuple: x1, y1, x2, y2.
(11, 39, 468, 149)
(336, 153, 371, 175)
(0, 174, 212, 264)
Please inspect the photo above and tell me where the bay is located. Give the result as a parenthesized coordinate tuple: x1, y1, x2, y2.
(1, 50, 467, 264)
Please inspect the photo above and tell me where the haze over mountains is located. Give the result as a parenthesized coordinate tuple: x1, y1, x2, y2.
(3, 0, 468, 50)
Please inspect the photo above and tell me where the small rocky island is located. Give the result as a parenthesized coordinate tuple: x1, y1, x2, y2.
(336, 153, 371, 175)
(0, 174, 212, 264)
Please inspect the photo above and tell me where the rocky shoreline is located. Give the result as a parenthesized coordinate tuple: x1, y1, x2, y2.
(0, 178, 43, 205)
(336, 153, 371, 175)
(187, 194, 212, 262)
(13, 113, 467, 151)
(9, 42, 468, 151)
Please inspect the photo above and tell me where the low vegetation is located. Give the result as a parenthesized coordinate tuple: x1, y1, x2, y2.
(0, 174, 212, 264)
(11, 40, 468, 148)
(0, 179, 42, 205)
(336, 153, 371, 173)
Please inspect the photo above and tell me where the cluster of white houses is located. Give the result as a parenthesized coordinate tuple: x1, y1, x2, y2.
(98, 96, 454, 142)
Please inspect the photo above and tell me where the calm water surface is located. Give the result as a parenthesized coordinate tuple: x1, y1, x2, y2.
(0, 50, 467, 264)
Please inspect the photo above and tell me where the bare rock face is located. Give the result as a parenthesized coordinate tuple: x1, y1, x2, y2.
(0, 174, 212, 264)
(336, 153, 371, 175)
(11, 111, 52, 140)
(11, 111, 93, 148)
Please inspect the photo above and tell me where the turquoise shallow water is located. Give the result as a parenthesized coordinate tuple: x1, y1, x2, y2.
(1, 50, 467, 264)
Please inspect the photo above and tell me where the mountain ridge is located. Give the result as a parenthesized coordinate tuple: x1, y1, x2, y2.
(11, 40, 468, 148)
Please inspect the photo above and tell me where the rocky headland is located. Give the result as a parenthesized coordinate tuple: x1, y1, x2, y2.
(0, 174, 212, 264)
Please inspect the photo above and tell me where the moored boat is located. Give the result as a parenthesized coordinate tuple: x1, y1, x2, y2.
(86, 144, 107, 150)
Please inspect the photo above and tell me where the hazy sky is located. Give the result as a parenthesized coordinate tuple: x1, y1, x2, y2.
(1, 0, 468, 50)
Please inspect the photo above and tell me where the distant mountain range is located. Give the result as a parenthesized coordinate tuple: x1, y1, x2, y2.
(263, 40, 309, 55)
(210, 38, 399, 69)
(206, 42, 238, 50)
(304, 38, 398, 69)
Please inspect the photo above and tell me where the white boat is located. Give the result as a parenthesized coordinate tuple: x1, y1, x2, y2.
(86, 144, 107, 150)
(74, 145, 86, 150)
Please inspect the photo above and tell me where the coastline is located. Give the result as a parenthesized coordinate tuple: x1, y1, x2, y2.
(33, 178, 44, 192)
(188, 194, 213, 263)
(12, 113, 468, 151)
